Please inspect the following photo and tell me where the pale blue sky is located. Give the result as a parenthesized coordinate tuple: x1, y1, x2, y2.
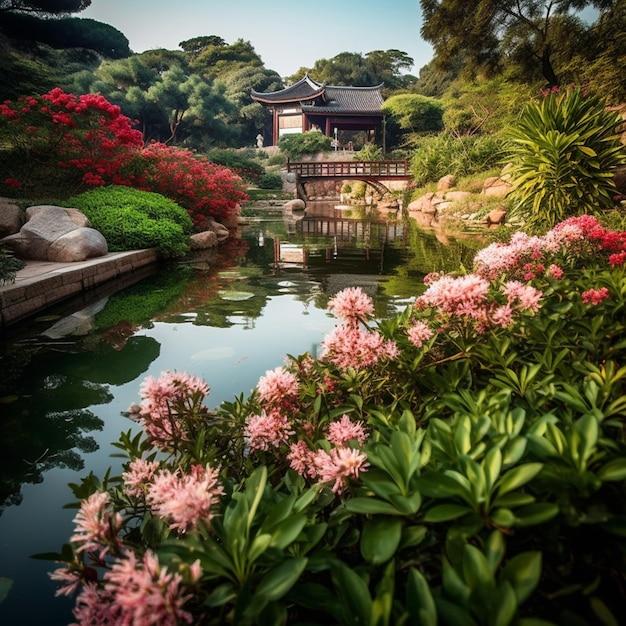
(81, 0, 433, 78)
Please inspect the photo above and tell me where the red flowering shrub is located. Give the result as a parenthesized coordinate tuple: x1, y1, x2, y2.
(0, 88, 143, 193)
(122, 143, 248, 230)
(0, 89, 247, 228)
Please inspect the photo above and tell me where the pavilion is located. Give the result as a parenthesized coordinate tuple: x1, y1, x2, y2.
(250, 74, 386, 150)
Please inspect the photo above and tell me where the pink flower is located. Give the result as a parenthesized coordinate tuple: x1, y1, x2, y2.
(146, 464, 223, 533)
(98, 549, 195, 625)
(312, 447, 369, 494)
(328, 287, 374, 321)
(491, 304, 514, 328)
(244, 409, 295, 451)
(50, 566, 83, 597)
(122, 458, 161, 498)
(135, 371, 210, 448)
(327, 414, 368, 446)
(581, 287, 610, 305)
(287, 440, 316, 477)
(320, 324, 397, 369)
(70, 492, 123, 560)
(548, 264, 564, 279)
(256, 366, 299, 407)
(502, 281, 542, 313)
(406, 321, 434, 347)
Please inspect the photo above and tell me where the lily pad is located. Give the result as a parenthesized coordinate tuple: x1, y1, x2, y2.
(218, 291, 255, 301)
(0, 577, 13, 604)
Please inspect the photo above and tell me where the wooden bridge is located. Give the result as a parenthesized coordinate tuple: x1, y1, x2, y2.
(287, 159, 411, 200)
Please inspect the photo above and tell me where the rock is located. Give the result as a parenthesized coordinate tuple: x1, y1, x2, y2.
(285, 199, 306, 211)
(190, 231, 218, 249)
(482, 177, 512, 197)
(0, 205, 108, 261)
(444, 190, 472, 202)
(437, 174, 456, 191)
(486, 208, 507, 226)
(47, 227, 108, 262)
(207, 220, 230, 242)
(0, 199, 23, 237)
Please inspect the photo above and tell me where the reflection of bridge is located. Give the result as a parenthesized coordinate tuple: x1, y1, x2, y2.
(287, 160, 411, 200)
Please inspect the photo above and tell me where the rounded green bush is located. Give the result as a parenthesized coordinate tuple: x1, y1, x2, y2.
(66, 186, 193, 259)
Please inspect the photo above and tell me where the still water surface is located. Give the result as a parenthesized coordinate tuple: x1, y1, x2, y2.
(0, 204, 478, 625)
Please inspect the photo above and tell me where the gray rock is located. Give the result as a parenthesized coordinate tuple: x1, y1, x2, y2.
(190, 231, 218, 249)
(1, 205, 107, 261)
(47, 227, 108, 262)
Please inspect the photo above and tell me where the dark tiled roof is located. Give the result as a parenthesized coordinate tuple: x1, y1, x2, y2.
(251, 74, 384, 115)
(250, 74, 326, 103)
(303, 85, 384, 114)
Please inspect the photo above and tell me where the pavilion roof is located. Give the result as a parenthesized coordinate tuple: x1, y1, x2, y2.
(251, 74, 384, 115)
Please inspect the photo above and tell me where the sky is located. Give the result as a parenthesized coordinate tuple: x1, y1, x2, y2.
(81, 0, 434, 78)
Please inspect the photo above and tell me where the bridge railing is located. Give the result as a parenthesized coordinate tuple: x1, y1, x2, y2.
(287, 159, 410, 178)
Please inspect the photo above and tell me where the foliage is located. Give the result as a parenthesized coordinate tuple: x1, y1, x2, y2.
(419, 0, 618, 87)
(506, 85, 626, 230)
(256, 172, 283, 189)
(354, 143, 383, 162)
(49, 214, 626, 624)
(278, 131, 332, 160)
(0, 0, 91, 14)
(383, 93, 444, 134)
(0, 246, 25, 284)
(65, 186, 192, 259)
(122, 143, 248, 229)
(410, 132, 505, 186)
(0, 12, 131, 58)
(206, 148, 265, 183)
(0, 87, 143, 197)
(287, 49, 417, 94)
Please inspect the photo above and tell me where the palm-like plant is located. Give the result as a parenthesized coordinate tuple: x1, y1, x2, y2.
(507, 86, 625, 231)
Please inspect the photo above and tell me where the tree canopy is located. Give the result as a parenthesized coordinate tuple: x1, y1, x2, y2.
(419, 0, 618, 86)
(0, 0, 90, 14)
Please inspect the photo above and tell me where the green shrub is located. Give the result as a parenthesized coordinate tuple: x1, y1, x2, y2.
(0, 246, 26, 285)
(256, 172, 283, 189)
(410, 133, 505, 186)
(278, 131, 332, 160)
(506, 86, 626, 230)
(205, 148, 264, 183)
(66, 186, 192, 259)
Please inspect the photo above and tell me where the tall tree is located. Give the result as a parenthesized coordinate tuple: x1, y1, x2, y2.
(419, 0, 617, 86)
(0, 0, 90, 13)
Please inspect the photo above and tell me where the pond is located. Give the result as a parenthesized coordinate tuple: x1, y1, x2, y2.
(0, 203, 479, 625)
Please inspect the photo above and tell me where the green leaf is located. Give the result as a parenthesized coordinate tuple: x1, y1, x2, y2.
(515, 503, 559, 527)
(491, 581, 518, 626)
(423, 503, 471, 522)
(267, 514, 307, 550)
(255, 557, 308, 603)
(406, 568, 437, 626)
(462, 544, 495, 590)
(247, 533, 272, 564)
(360, 517, 403, 565)
(345, 497, 402, 515)
(332, 563, 373, 625)
(500, 551, 542, 604)
(495, 463, 543, 498)
(597, 458, 626, 482)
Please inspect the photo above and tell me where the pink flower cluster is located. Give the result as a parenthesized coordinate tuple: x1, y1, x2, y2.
(134, 371, 210, 448)
(146, 464, 224, 533)
(244, 409, 295, 452)
(122, 458, 161, 498)
(474, 215, 626, 280)
(70, 550, 200, 626)
(287, 442, 369, 494)
(414, 274, 542, 332)
(70, 491, 124, 561)
(256, 366, 300, 408)
(321, 287, 398, 369)
(581, 287, 610, 305)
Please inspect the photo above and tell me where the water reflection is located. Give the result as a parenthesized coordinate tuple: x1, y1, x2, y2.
(0, 204, 480, 625)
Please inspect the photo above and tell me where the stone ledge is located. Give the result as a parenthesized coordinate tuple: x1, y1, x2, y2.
(0, 249, 158, 327)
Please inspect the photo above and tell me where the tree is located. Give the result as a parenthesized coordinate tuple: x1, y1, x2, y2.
(0, 0, 90, 14)
(419, 0, 618, 86)
(383, 94, 444, 134)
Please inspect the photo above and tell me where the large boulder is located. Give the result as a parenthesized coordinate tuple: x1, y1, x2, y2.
(0, 205, 108, 262)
